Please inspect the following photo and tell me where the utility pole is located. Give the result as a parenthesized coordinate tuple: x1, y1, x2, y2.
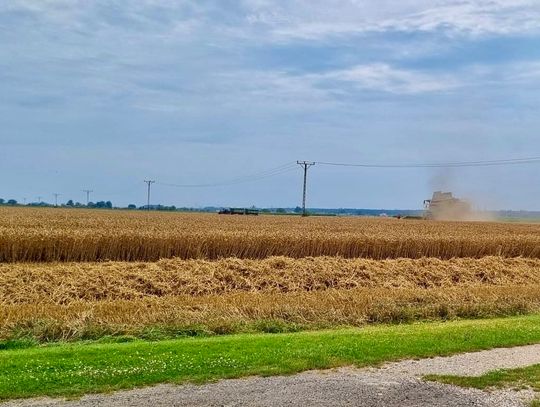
(297, 161, 315, 217)
(83, 189, 93, 206)
(36, 196, 42, 204)
(53, 193, 61, 207)
(144, 180, 155, 211)
(23, 197, 27, 205)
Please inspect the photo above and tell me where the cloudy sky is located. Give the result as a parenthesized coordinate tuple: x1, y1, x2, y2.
(1, 1, 540, 210)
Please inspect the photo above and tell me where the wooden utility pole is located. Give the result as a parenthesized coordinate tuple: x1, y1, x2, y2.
(297, 161, 315, 217)
(144, 180, 155, 210)
(83, 189, 93, 206)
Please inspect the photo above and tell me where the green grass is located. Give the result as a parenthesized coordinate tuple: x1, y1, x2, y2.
(3, 314, 540, 400)
(0, 338, 39, 350)
(426, 363, 540, 406)
(426, 364, 540, 391)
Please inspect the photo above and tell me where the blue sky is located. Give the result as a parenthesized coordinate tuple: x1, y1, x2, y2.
(1, 0, 540, 210)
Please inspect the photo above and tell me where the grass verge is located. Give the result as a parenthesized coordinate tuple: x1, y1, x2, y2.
(425, 363, 540, 391)
(426, 363, 540, 405)
(2, 314, 540, 400)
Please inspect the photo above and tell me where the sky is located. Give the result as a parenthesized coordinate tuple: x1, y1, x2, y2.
(1, 0, 540, 210)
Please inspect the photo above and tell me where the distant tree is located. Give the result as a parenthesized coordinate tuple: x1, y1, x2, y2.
(294, 206, 302, 213)
(66, 199, 74, 206)
(7, 199, 17, 205)
(275, 208, 286, 213)
(0, 198, 4, 204)
(127, 204, 137, 210)
(91, 201, 113, 209)
(87, 201, 95, 208)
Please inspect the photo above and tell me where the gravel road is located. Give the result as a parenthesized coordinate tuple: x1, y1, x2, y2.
(4, 344, 540, 407)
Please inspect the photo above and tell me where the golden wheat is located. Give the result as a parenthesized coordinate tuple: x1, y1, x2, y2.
(2, 286, 539, 341)
(1, 256, 539, 304)
(1, 207, 540, 261)
(2, 255, 540, 341)
(2, 207, 540, 341)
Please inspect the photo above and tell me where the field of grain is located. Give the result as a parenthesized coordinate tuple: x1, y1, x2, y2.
(2, 255, 540, 341)
(4, 285, 540, 341)
(1, 206, 539, 342)
(2, 256, 540, 303)
(1, 207, 540, 262)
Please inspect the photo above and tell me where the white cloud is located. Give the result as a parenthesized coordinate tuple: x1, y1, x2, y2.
(4, 0, 540, 46)
(245, 0, 540, 41)
(216, 58, 540, 107)
(2, 1, 540, 109)
(310, 63, 460, 94)
(505, 61, 540, 82)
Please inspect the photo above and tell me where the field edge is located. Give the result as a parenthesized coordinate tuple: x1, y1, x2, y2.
(2, 314, 540, 401)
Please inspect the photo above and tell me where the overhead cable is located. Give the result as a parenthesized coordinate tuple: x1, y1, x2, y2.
(157, 162, 297, 188)
(315, 156, 540, 168)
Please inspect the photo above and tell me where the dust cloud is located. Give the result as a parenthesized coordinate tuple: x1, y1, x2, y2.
(427, 170, 498, 222)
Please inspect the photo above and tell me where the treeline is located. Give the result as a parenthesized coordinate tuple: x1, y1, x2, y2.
(0, 198, 180, 211)
(0, 198, 114, 209)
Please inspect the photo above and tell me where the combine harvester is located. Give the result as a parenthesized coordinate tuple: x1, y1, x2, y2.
(423, 191, 471, 220)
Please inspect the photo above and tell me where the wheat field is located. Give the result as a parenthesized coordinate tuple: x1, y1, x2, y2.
(2, 256, 540, 341)
(1, 206, 540, 341)
(1, 256, 540, 303)
(1, 207, 540, 261)
(3, 285, 539, 341)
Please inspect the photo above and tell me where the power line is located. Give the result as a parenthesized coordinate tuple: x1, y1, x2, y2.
(95, 182, 146, 198)
(157, 162, 297, 188)
(315, 156, 540, 168)
(158, 162, 297, 188)
(12, 155, 538, 210)
(294, 156, 540, 214)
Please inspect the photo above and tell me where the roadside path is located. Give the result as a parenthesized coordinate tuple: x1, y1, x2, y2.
(4, 344, 540, 407)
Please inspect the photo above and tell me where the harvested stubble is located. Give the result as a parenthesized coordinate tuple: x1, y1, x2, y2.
(1, 207, 540, 262)
(1, 256, 540, 304)
(2, 256, 540, 341)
